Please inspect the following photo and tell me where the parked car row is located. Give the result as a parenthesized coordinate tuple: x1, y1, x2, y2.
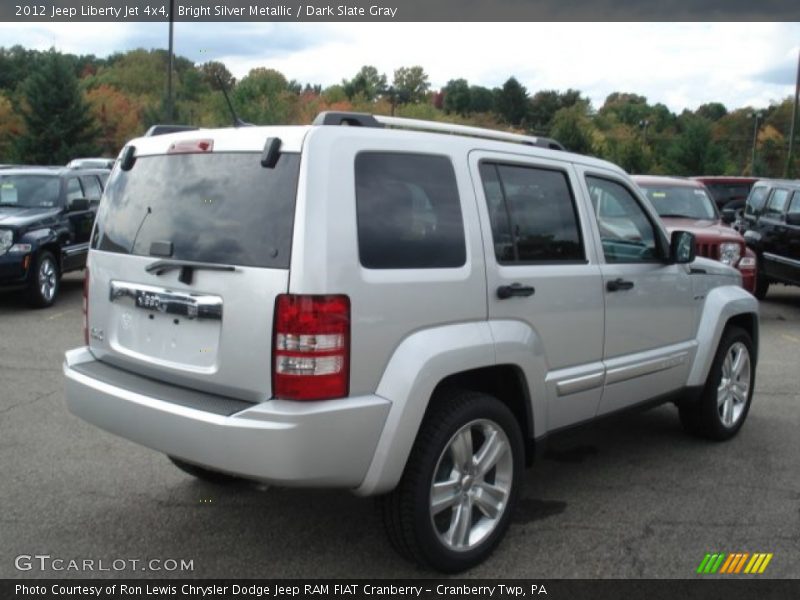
(740, 179, 800, 299)
(632, 176, 757, 294)
(0, 166, 108, 306)
(62, 112, 760, 572)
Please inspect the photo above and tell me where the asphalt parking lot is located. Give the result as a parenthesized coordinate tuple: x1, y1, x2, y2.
(2, 272, 798, 579)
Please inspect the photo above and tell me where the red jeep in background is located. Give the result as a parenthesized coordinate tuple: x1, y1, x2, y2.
(691, 176, 759, 212)
(633, 175, 757, 294)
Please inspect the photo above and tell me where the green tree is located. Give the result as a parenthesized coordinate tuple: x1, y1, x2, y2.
(342, 65, 387, 101)
(695, 102, 727, 122)
(442, 79, 471, 116)
(14, 51, 99, 164)
(666, 116, 726, 175)
(495, 77, 528, 126)
(469, 86, 494, 113)
(392, 66, 429, 104)
(200, 60, 235, 91)
(233, 68, 293, 124)
(550, 103, 594, 154)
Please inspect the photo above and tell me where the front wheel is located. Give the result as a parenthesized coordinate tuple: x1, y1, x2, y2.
(380, 390, 524, 572)
(679, 326, 755, 440)
(27, 251, 59, 308)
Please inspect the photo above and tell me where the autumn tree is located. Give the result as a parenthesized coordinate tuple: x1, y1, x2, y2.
(14, 51, 99, 164)
(86, 85, 141, 155)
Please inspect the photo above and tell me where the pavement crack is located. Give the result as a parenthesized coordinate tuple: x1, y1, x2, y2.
(0, 389, 58, 415)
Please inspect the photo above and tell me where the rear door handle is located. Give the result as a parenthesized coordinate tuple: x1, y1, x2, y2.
(497, 283, 535, 299)
(606, 278, 634, 292)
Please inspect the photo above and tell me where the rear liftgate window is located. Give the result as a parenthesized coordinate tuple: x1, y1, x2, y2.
(92, 152, 300, 269)
(355, 152, 466, 269)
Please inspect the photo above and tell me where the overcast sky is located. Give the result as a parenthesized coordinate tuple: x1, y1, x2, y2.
(1, 22, 798, 112)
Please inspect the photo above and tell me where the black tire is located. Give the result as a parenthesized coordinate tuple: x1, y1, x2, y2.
(168, 456, 242, 484)
(679, 326, 755, 441)
(26, 250, 59, 308)
(379, 390, 524, 572)
(754, 267, 769, 300)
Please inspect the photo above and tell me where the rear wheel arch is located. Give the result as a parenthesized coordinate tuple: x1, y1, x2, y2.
(428, 365, 534, 464)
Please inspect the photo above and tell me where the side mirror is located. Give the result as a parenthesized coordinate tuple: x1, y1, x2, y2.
(721, 208, 737, 224)
(786, 213, 800, 226)
(67, 197, 89, 212)
(670, 230, 695, 264)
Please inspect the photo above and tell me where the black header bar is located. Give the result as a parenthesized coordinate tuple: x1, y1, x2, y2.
(3, 0, 800, 22)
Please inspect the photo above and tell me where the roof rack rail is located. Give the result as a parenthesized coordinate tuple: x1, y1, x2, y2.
(311, 111, 564, 151)
(312, 112, 384, 127)
(374, 115, 565, 150)
(145, 124, 200, 137)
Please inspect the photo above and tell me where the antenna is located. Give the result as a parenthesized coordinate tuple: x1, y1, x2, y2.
(215, 74, 251, 127)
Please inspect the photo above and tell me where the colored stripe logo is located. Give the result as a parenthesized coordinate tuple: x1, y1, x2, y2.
(697, 552, 773, 574)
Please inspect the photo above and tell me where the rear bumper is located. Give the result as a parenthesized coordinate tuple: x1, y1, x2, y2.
(63, 347, 391, 489)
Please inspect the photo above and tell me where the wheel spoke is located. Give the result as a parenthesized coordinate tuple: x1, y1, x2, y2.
(722, 353, 733, 379)
(731, 386, 747, 406)
(473, 430, 508, 477)
(717, 390, 729, 408)
(449, 428, 473, 471)
(447, 499, 473, 548)
(731, 348, 747, 378)
(473, 481, 506, 519)
(721, 397, 733, 426)
(430, 478, 460, 515)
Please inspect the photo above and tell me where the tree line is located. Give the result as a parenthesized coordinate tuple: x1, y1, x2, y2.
(0, 45, 797, 177)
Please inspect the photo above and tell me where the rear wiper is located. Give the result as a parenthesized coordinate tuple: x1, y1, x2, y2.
(145, 259, 236, 285)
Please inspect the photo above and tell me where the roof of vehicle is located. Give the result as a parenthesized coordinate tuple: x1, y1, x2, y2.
(124, 121, 626, 176)
(0, 166, 110, 177)
(632, 175, 704, 188)
(751, 178, 800, 187)
(691, 176, 759, 184)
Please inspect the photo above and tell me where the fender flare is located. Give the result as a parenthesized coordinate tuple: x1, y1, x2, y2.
(354, 319, 546, 496)
(686, 285, 759, 387)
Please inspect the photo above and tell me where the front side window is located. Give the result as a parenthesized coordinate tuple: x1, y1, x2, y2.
(587, 176, 660, 263)
(355, 152, 465, 269)
(745, 186, 769, 216)
(787, 191, 800, 217)
(479, 162, 584, 263)
(65, 178, 84, 202)
(764, 189, 790, 219)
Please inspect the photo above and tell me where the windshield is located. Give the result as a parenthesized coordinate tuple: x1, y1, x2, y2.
(641, 185, 717, 220)
(0, 175, 60, 208)
(92, 152, 300, 269)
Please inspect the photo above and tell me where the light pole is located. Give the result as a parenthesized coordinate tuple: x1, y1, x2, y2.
(750, 111, 763, 176)
(786, 49, 800, 178)
(638, 119, 650, 148)
(166, 0, 175, 122)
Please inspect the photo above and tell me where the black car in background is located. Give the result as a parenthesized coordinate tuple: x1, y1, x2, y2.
(741, 179, 800, 299)
(0, 167, 107, 307)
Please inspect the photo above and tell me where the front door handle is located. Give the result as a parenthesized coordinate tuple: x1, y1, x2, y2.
(497, 283, 535, 299)
(606, 278, 634, 292)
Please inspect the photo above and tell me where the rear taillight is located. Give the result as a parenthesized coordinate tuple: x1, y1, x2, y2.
(273, 294, 350, 401)
(82, 268, 89, 345)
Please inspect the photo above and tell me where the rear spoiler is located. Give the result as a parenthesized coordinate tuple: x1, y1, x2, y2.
(145, 125, 200, 137)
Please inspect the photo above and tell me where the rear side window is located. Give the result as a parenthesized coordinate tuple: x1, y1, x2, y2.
(92, 152, 300, 269)
(355, 152, 466, 269)
(479, 162, 584, 263)
(788, 191, 800, 217)
(80, 175, 103, 201)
